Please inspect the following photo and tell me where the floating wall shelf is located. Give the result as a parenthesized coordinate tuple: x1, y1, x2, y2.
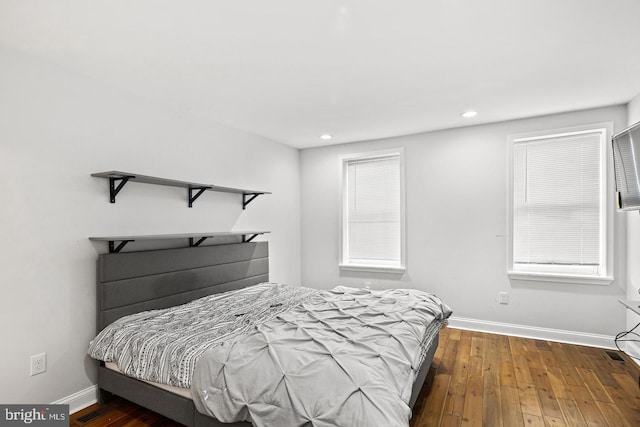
(91, 171, 270, 208)
(89, 231, 270, 253)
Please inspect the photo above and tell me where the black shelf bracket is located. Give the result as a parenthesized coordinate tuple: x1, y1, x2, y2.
(108, 240, 134, 253)
(109, 176, 134, 203)
(189, 236, 211, 247)
(243, 193, 261, 210)
(93, 171, 269, 208)
(188, 187, 211, 208)
(242, 233, 259, 243)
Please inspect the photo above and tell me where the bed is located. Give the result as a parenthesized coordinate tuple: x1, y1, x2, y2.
(89, 241, 451, 426)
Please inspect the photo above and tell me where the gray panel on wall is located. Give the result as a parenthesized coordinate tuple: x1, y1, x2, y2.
(100, 258, 268, 309)
(96, 242, 269, 331)
(99, 274, 269, 330)
(99, 242, 268, 282)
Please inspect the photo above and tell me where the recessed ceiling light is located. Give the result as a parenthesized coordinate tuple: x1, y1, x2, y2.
(320, 134, 332, 140)
(461, 111, 478, 118)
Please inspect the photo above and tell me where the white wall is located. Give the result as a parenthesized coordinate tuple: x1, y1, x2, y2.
(0, 46, 301, 404)
(625, 94, 640, 357)
(301, 105, 628, 338)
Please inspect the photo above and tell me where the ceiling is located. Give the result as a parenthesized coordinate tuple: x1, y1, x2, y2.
(1, 0, 640, 149)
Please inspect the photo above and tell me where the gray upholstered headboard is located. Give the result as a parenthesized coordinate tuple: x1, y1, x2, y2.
(97, 241, 269, 331)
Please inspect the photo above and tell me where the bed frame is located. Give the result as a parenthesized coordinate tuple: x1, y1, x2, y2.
(94, 241, 438, 426)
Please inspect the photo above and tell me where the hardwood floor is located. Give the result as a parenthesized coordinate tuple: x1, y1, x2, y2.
(71, 327, 640, 426)
(71, 398, 182, 427)
(410, 328, 640, 427)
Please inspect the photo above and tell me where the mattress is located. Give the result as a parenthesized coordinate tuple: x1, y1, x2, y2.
(90, 283, 452, 427)
(192, 286, 452, 427)
(105, 361, 192, 399)
(89, 283, 320, 388)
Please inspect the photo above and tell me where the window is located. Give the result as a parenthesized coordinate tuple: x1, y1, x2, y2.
(508, 125, 612, 284)
(340, 150, 405, 272)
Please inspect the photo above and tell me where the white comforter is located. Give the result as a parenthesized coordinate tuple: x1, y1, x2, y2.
(192, 286, 451, 427)
(88, 283, 320, 387)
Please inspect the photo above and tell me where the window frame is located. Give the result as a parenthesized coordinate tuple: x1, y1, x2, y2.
(506, 123, 615, 285)
(339, 148, 406, 273)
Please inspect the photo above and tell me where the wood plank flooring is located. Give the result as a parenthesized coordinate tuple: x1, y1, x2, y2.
(71, 327, 640, 426)
(410, 328, 640, 427)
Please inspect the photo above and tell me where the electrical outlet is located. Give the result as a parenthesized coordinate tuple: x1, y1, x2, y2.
(30, 353, 46, 376)
(498, 292, 509, 305)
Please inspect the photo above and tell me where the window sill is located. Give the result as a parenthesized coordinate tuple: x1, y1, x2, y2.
(339, 264, 406, 274)
(507, 271, 614, 286)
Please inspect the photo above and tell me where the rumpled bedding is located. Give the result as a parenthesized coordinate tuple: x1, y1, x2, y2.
(192, 286, 452, 427)
(88, 283, 320, 388)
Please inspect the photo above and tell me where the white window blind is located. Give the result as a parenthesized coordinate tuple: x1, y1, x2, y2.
(511, 129, 605, 277)
(343, 154, 403, 269)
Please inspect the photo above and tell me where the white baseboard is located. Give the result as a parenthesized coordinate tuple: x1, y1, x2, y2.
(447, 316, 617, 350)
(52, 385, 98, 414)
